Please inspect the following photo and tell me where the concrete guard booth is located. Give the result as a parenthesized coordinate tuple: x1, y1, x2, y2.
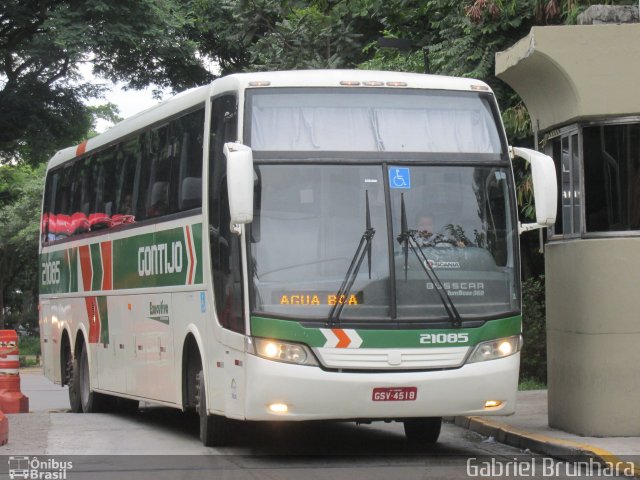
(496, 22, 640, 436)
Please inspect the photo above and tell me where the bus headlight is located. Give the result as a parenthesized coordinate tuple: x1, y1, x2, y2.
(249, 338, 319, 366)
(467, 335, 522, 364)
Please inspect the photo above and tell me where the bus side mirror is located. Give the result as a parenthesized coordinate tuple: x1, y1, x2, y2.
(224, 142, 254, 234)
(510, 146, 557, 234)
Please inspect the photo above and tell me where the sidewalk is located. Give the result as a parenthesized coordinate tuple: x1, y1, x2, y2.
(18, 366, 69, 413)
(452, 390, 640, 476)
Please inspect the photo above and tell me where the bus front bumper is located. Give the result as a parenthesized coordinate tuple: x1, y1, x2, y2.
(243, 352, 519, 421)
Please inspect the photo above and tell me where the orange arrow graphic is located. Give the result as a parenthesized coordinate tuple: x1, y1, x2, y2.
(332, 328, 351, 348)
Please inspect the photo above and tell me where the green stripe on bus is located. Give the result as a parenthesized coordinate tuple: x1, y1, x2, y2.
(68, 247, 78, 293)
(251, 317, 328, 347)
(250, 315, 521, 348)
(40, 222, 204, 294)
(110, 224, 202, 289)
(90, 243, 103, 291)
(98, 296, 109, 344)
(40, 249, 71, 295)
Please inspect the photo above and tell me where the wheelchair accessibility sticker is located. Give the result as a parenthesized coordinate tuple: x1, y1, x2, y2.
(389, 167, 411, 189)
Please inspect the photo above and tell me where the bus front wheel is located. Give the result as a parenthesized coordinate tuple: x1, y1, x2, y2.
(195, 370, 228, 447)
(403, 417, 442, 444)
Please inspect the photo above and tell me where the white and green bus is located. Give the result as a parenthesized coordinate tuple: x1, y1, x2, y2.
(39, 70, 557, 446)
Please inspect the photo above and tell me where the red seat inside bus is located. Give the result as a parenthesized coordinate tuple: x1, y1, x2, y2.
(88, 213, 112, 230)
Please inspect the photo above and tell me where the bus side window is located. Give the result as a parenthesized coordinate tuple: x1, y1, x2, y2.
(209, 94, 243, 333)
(114, 137, 139, 221)
(146, 125, 171, 218)
(98, 147, 118, 217)
(52, 164, 74, 239)
(134, 132, 151, 221)
(68, 156, 94, 235)
(90, 148, 116, 231)
(42, 172, 56, 243)
(176, 108, 205, 211)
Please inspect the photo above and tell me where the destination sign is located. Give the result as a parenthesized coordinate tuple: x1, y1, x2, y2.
(272, 291, 363, 306)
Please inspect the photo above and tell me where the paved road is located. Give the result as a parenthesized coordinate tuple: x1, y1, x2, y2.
(0, 370, 625, 479)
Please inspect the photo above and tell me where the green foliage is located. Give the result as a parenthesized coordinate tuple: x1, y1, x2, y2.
(88, 103, 122, 126)
(519, 377, 546, 391)
(192, 0, 386, 73)
(18, 336, 41, 356)
(360, 41, 425, 73)
(5, 0, 631, 167)
(19, 356, 40, 368)
(0, 0, 212, 165)
(0, 164, 44, 330)
(246, 4, 362, 70)
(86, 103, 123, 139)
(514, 156, 536, 221)
(520, 275, 547, 384)
(502, 101, 532, 142)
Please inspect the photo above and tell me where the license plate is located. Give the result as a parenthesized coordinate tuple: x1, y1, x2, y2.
(372, 387, 417, 402)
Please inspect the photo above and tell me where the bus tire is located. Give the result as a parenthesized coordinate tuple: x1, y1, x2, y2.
(67, 356, 82, 413)
(78, 344, 106, 413)
(196, 370, 227, 446)
(403, 417, 442, 444)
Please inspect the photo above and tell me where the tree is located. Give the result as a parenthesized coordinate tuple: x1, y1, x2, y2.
(0, 0, 213, 165)
(190, 0, 391, 74)
(0, 105, 121, 331)
(0, 163, 44, 330)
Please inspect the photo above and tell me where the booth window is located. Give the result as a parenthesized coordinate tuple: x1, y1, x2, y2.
(583, 123, 640, 232)
(547, 121, 640, 238)
(546, 130, 581, 237)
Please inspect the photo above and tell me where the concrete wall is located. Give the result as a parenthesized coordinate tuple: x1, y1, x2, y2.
(496, 24, 640, 132)
(545, 238, 640, 436)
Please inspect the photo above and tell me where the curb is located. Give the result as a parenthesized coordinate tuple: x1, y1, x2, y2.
(449, 416, 639, 478)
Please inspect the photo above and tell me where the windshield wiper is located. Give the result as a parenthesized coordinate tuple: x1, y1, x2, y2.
(327, 190, 375, 328)
(396, 193, 462, 328)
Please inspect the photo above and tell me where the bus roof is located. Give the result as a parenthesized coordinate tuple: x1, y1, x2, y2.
(46, 70, 492, 170)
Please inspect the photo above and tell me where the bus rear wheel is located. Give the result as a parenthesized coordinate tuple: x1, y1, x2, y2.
(403, 417, 442, 444)
(67, 355, 82, 413)
(195, 370, 228, 447)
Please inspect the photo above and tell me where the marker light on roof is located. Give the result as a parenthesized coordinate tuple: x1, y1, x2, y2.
(249, 81, 271, 87)
(363, 81, 384, 86)
(470, 84, 490, 91)
(340, 81, 361, 86)
(386, 81, 408, 87)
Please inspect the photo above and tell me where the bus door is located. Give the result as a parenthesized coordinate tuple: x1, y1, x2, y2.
(209, 93, 246, 417)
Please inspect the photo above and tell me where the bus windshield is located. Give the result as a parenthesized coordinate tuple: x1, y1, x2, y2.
(247, 88, 502, 153)
(249, 163, 519, 324)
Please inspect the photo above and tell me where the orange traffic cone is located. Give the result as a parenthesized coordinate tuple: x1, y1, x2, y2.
(0, 330, 29, 413)
(0, 410, 7, 445)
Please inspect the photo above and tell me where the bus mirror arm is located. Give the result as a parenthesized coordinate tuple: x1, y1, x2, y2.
(519, 222, 547, 233)
(224, 142, 254, 235)
(509, 146, 558, 235)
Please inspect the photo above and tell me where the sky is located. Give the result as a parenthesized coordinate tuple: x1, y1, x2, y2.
(79, 63, 169, 133)
(91, 86, 166, 133)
